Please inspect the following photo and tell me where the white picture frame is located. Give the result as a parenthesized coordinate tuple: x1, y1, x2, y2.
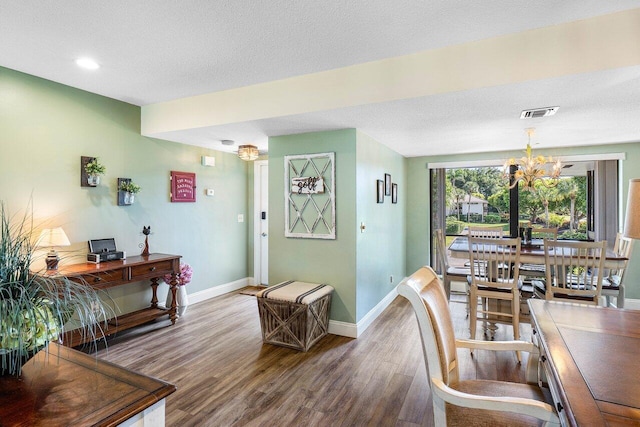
(284, 152, 336, 239)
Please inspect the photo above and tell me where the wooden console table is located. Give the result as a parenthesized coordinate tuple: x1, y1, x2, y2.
(0, 343, 176, 426)
(46, 253, 181, 347)
(529, 299, 640, 426)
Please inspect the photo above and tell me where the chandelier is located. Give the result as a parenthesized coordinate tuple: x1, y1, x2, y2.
(238, 144, 259, 161)
(503, 128, 562, 192)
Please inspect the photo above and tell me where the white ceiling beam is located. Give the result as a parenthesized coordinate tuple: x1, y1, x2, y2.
(142, 9, 640, 138)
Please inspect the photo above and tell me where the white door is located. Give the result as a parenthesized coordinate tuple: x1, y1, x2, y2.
(254, 160, 269, 285)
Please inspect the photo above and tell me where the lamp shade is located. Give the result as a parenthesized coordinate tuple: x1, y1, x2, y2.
(623, 179, 640, 239)
(37, 227, 71, 247)
(238, 144, 259, 161)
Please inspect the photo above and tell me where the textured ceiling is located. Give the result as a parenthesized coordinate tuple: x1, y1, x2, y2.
(2, 1, 640, 157)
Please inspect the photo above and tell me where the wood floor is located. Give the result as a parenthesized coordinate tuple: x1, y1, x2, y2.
(92, 291, 532, 426)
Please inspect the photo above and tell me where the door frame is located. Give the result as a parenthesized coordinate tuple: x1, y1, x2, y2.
(253, 160, 268, 285)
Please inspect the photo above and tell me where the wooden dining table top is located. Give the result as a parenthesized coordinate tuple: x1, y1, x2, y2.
(529, 299, 640, 426)
(448, 236, 627, 268)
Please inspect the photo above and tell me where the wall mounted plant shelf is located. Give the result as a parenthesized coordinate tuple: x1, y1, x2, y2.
(117, 178, 139, 206)
(81, 156, 101, 187)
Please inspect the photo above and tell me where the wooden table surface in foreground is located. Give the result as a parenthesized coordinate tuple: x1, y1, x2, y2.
(0, 343, 176, 426)
(529, 299, 640, 426)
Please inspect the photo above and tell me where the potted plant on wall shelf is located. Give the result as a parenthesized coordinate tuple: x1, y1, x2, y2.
(0, 202, 111, 376)
(84, 158, 106, 186)
(118, 181, 141, 205)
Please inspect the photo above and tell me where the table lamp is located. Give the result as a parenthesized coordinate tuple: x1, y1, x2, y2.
(38, 227, 71, 270)
(624, 179, 640, 239)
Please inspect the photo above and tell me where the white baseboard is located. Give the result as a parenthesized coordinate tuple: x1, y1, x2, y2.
(328, 320, 357, 338)
(329, 284, 401, 338)
(187, 277, 252, 305)
(186, 277, 401, 339)
(624, 298, 640, 310)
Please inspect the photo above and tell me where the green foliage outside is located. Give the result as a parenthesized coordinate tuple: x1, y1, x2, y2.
(444, 167, 588, 239)
(558, 230, 587, 240)
(484, 213, 501, 224)
(445, 217, 465, 235)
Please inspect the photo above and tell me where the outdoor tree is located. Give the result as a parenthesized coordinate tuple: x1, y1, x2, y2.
(534, 184, 561, 227)
(557, 178, 586, 230)
(463, 181, 479, 223)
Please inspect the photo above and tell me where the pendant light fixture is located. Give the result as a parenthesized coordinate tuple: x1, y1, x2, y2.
(238, 144, 259, 161)
(502, 128, 562, 192)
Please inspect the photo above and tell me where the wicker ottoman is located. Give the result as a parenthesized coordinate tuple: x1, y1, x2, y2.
(256, 280, 333, 352)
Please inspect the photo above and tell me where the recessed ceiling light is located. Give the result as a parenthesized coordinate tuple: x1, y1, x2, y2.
(75, 57, 100, 70)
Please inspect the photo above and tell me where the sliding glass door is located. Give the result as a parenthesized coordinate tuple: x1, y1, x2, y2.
(430, 159, 619, 268)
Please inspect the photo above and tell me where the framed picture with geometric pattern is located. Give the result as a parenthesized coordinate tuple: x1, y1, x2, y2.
(284, 152, 335, 239)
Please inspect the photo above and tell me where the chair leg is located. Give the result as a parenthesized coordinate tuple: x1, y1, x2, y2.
(469, 286, 477, 343)
(482, 297, 495, 340)
(465, 282, 470, 319)
(618, 285, 625, 309)
(512, 294, 521, 363)
(443, 276, 451, 301)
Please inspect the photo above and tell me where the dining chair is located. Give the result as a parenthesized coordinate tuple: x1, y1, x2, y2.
(467, 236, 522, 361)
(398, 267, 559, 426)
(533, 239, 607, 305)
(464, 226, 504, 271)
(519, 227, 558, 279)
(434, 229, 470, 301)
(468, 225, 504, 238)
(601, 232, 633, 308)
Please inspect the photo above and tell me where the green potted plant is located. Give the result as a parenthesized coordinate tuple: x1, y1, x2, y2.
(84, 158, 106, 186)
(118, 181, 141, 205)
(0, 202, 110, 376)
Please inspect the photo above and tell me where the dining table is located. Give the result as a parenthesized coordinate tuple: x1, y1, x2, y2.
(447, 236, 628, 269)
(529, 299, 640, 426)
(447, 235, 629, 330)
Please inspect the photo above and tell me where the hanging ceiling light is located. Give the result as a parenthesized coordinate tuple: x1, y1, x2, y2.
(238, 144, 259, 161)
(503, 128, 562, 192)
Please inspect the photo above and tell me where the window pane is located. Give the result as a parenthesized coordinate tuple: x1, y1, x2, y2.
(517, 176, 588, 240)
(444, 167, 508, 235)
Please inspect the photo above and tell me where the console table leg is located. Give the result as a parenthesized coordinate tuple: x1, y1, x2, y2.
(150, 277, 159, 308)
(169, 273, 178, 324)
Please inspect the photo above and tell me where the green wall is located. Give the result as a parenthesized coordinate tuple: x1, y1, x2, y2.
(268, 129, 407, 324)
(0, 66, 250, 314)
(406, 142, 640, 299)
(355, 131, 406, 320)
(268, 130, 357, 323)
(6, 63, 637, 326)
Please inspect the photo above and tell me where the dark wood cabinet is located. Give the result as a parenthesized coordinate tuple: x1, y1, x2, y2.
(44, 254, 182, 347)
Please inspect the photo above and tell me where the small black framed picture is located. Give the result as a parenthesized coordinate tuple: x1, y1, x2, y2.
(377, 179, 385, 203)
(384, 173, 391, 196)
(392, 183, 398, 204)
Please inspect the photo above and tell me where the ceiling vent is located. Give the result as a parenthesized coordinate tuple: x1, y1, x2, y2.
(520, 106, 559, 119)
